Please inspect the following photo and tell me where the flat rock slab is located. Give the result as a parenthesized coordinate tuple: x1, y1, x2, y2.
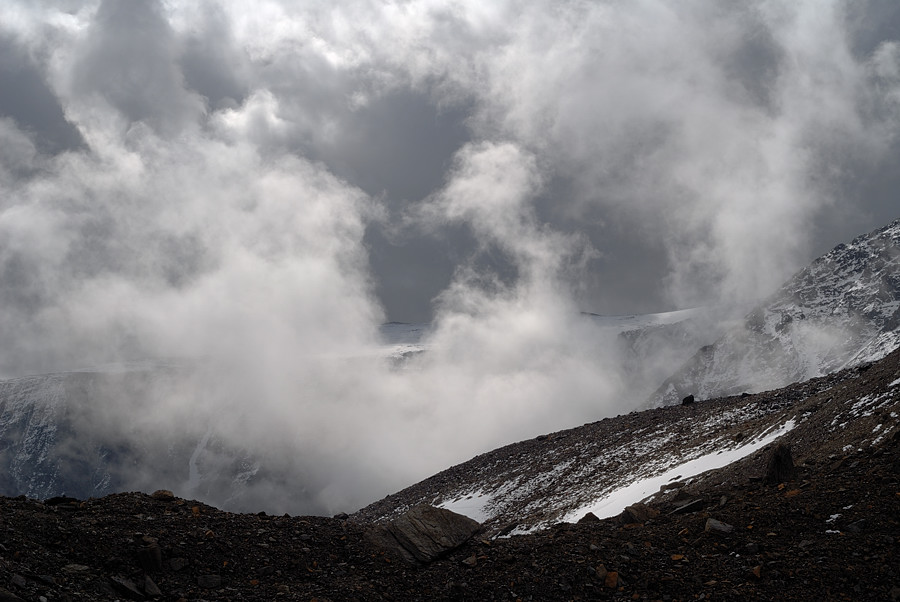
(368, 504, 481, 564)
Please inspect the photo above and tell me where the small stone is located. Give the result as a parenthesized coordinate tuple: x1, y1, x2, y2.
(595, 564, 608, 580)
(751, 565, 762, 579)
(605, 571, 619, 588)
(682, 394, 695, 405)
(705, 518, 734, 534)
(169, 558, 189, 571)
(333, 512, 349, 520)
(744, 542, 760, 554)
(671, 499, 705, 514)
(197, 575, 222, 589)
(276, 585, 290, 594)
(461, 555, 477, 567)
(62, 564, 91, 574)
(144, 576, 162, 597)
(9, 575, 25, 589)
(109, 575, 144, 599)
(846, 520, 866, 533)
(151, 490, 174, 501)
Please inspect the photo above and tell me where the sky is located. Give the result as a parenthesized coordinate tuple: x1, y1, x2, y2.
(1, 0, 899, 514)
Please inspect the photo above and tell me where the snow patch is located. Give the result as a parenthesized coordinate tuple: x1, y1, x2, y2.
(437, 490, 492, 523)
(561, 420, 796, 524)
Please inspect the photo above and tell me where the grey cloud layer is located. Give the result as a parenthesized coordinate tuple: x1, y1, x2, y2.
(1, 0, 899, 513)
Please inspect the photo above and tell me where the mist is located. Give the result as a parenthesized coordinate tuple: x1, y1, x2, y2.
(1, 0, 899, 514)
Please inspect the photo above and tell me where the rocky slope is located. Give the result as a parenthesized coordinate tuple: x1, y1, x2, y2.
(0, 350, 898, 600)
(648, 217, 900, 406)
(355, 344, 900, 538)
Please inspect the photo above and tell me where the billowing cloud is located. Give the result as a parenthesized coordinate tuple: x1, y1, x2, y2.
(0, 0, 899, 513)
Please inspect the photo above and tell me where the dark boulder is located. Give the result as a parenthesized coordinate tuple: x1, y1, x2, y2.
(366, 504, 481, 564)
(682, 394, 695, 405)
(765, 442, 796, 484)
(617, 502, 659, 524)
(577, 512, 599, 524)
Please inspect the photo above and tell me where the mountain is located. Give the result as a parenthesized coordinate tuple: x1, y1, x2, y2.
(647, 217, 900, 406)
(1, 348, 897, 601)
(0, 366, 270, 508)
(354, 345, 900, 535)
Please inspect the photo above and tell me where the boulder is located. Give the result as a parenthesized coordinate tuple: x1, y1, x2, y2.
(366, 504, 481, 564)
(765, 442, 796, 484)
(618, 502, 659, 524)
(577, 512, 600, 524)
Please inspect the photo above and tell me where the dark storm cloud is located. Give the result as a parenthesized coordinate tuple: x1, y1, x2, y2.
(178, 4, 250, 110)
(70, 0, 205, 134)
(0, 33, 84, 154)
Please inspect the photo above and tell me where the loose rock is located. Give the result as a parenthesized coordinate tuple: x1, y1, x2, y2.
(705, 518, 734, 534)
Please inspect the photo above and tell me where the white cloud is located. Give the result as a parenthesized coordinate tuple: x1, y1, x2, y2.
(0, 0, 898, 514)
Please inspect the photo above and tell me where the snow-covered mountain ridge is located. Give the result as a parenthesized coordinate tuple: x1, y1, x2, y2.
(648, 217, 900, 406)
(354, 346, 900, 533)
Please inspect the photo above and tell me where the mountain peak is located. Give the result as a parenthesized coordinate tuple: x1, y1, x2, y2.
(647, 216, 900, 407)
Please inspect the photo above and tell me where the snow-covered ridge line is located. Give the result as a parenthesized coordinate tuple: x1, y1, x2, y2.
(648, 216, 900, 407)
(583, 307, 706, 330)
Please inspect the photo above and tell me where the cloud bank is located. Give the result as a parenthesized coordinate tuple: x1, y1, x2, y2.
(1, 0, 899, 513)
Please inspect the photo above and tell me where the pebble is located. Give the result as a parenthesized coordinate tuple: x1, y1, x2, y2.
(705, 518, 734, 534)
(197, 574, 222, 589)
